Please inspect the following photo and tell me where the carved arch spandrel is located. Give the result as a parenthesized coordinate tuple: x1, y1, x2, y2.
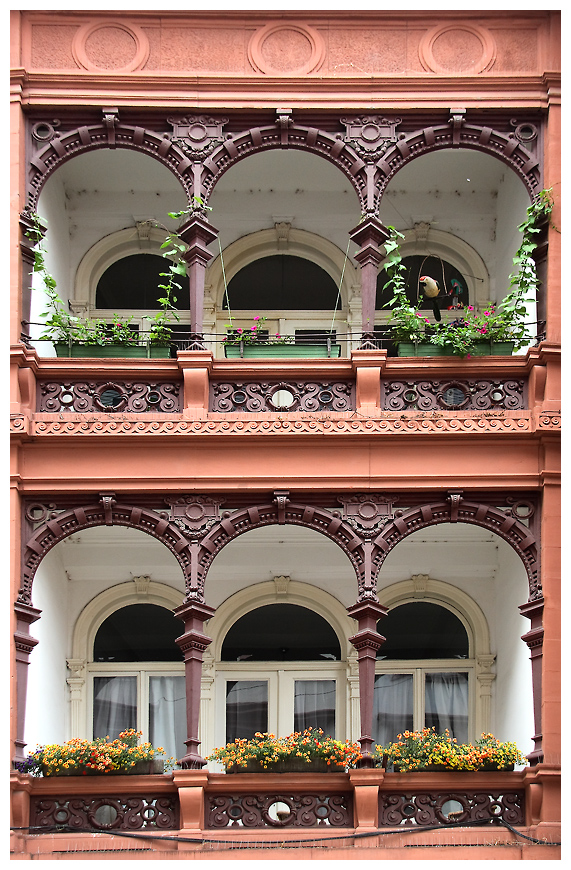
(19, 501, 193, 606)
(196, 500, 366, 599)
(370, 498, 540, 601)
(26, 116, 541, 217)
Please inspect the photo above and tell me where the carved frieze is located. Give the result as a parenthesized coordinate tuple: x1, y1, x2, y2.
(38, 380, 182, 413)
(341, 116, 401, 159)
(211, 380, 355, 413)
(382, 378, 525, 411)
(167, 115, 229, 160)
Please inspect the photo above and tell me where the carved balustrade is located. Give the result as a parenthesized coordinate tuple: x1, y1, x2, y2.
(15, 769, 535, 834)
(37, 379, 182, 413)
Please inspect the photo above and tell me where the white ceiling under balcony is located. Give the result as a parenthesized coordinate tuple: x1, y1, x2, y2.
(39, 143, 530, 303)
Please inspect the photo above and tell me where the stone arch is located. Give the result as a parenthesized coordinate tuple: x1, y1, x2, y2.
(19, 500, 193, 606)
(197, 499, 366, 600)
(373, 121, 541, 212)
(371, 497, 539, 601)
(26, 122, 195, 211)
(195, 123, 369, 210)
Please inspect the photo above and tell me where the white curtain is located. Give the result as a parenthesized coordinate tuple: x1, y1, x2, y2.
(226, 680, 268, 743)
(93, 676, 137, 739)
(294, 680, 336, 736)
(373, 673, 414, 747)
(149, 675, 186, 761)
(424, 672, 469, 743)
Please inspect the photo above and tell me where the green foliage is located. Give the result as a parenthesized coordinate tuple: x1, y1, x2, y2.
(223, 316, 294, 346)
(382, 190, 554, 357)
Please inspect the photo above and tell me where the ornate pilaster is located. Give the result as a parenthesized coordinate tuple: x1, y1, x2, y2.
(66, 658, 87, 738)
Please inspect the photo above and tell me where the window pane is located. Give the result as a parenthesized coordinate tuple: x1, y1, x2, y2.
(377, 603, 469, 659)
(93, 676, 137, 740)
(222, 604, 340, 661)
(373, 673, 413, 747)
(149, 675, 186, 761)
(226, 680, 268, 743)
(294, 680, 335, 736)
(424, 672, 469, 743)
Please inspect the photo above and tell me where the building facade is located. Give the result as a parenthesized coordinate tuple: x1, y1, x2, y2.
(10, 9, 560, 860)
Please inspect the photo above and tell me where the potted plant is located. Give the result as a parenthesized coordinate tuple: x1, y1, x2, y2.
(382, 189, 554, 358)
(207, 728, 362, 773)
(16, 729, 175, 777)
(223, 317, 341, 358)
(28, 211, 177, 358)
(375, 727, 525, 772)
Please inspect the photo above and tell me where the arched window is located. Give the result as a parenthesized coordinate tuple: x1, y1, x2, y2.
(96, 254, 190, 310)
(90, 603, 186, 760)
(215, 600, 346, 745)
(373, 600, 476, 747)
(224, 255, 340, 311)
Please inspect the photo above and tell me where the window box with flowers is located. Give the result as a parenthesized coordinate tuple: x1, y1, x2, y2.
(223, 317, 341, 358)
(14, 729, 174, 777)
(207, 729, 362, 773)
(375, 728, 526, 773)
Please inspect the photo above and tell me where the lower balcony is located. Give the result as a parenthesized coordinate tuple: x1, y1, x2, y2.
(10, 765, 561, 860)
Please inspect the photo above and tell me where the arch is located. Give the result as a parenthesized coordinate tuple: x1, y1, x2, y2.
(207, 580, 355, 663)
(71, 580, 183, 665)
(19, 501, 193, 605)
(373, 122, 541, 211)
(208, 227, 358, 311)
(376, 577, 496, 738)
(74, 226, 177, 312)
(378, 228, 489, 309)
(26, 117, 541, 220)
(197, 500, 365, 600)
(27, 123, 195, 211)
(371, 498, 539, 601)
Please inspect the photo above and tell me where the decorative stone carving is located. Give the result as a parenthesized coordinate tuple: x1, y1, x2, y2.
(211, 380, 355, 413)
(338, 494, 398, 538)
(382, 378, 526, 412)
(411, 574, 430, 598)
(167, 115, 229, 159)
(273, 575, 291, 595)
(341, 116, 401, 159)
(165, 496, 224, 540)
(38, 380, 182, 413)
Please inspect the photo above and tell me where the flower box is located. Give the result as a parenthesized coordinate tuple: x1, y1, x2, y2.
(227, 758, 336, 774)
(397, 341, 514, 358)
(54, 343, 171, 358)
(224, 344, 341, 359)
(40, 758, 165, 776)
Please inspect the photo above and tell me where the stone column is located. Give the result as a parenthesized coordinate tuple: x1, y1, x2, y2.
(178, 217, 218, 345)
(520, 597, 545, 764)
(349, 217, 390, 345)
(347, 599, 388, 766)
(13, 601, 41, 763)
(174, 599, 216, 769)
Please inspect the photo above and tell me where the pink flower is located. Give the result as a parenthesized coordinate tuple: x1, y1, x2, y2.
(253, 316, 260, 321)
(237, 327, 243, 333)
(275, 333, 281, 338)
(467, 306, 474, 311)
(484, 311, 491, 316)
(478, 327, 488, 334)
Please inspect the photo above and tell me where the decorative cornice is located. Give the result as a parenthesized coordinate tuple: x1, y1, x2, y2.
(25, 412, 536, 437)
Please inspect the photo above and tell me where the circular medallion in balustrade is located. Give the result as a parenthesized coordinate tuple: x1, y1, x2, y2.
(248, 23, 325, 75)
(72, 20, 150, 72)
(419, 24, 495, 75)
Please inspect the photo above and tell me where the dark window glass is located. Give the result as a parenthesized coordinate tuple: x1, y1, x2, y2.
(94, 604, 184, 662)
(377, 602, 469, 659)
(96, 254, 190, 310)
(224, 255, 339, 310)
(376, 255, 469, 312)
(221, 604, 341, 661)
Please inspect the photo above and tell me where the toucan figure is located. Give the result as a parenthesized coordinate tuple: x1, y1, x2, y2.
(419, 275, 442, 321)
